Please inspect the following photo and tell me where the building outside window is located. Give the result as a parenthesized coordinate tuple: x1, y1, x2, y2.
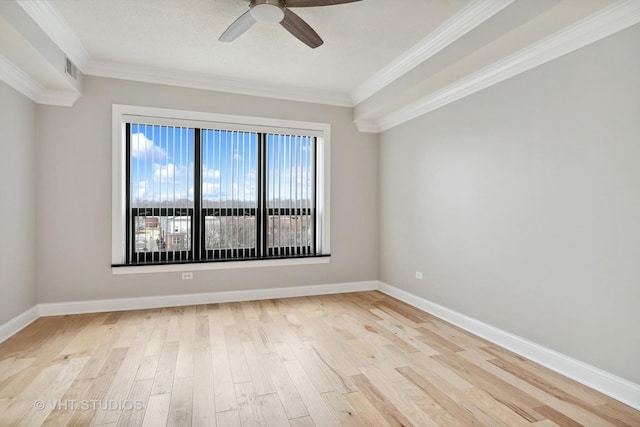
(111, 105, 331, 271)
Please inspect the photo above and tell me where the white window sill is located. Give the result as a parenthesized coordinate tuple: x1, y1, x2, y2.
(112, 256, 331, 275)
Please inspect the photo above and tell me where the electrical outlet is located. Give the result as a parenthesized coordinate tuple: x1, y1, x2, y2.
(182, 272, 193, 280)
(415, 271, 423, 280)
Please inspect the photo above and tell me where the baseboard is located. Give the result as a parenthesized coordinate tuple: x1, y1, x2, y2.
(2, 280, 638, 410)
(0, 306, 39, 344)
(377, 281, 640, 411)
(37, 280, 378, 316)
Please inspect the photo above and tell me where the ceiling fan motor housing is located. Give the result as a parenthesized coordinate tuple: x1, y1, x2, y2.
(250, 0, 285, 23)
(222, 0, 360, 48)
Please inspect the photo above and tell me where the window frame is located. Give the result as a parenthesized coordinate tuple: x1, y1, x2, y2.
(112, 104, 331, 274)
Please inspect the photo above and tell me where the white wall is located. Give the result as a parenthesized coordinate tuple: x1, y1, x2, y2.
(379, 24, 640, 384)
(0, 81, 37, 323)
(36, 76, 378, 303)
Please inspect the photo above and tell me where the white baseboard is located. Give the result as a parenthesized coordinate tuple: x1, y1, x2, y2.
(37, 281, 378, 316)
(0, 306, 39, 344)
(377, 281, 640, 411)
(2, 280, 638, 410)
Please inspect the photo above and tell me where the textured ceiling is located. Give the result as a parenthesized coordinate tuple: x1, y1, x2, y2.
(51, 0, 470, 93)
(3, 0, 636, 128)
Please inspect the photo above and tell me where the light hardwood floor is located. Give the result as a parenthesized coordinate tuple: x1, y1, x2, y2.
(0, 291, 638, 426)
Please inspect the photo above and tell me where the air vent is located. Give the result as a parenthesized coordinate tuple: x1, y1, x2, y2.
(65, 57, 78, 80)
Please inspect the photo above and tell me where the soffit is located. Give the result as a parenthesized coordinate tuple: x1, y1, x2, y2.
(2, 0, 638, 131)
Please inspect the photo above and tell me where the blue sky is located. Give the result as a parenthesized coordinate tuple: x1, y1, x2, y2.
(130, 124, 313, 207)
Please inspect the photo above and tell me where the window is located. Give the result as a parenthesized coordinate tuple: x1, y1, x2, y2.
(112, 105, 330, 272)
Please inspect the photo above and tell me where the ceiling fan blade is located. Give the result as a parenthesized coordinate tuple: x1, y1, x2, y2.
(284, 0, 361, 7)
(280, 8, 323, 48)
(219, 10, 256, 42)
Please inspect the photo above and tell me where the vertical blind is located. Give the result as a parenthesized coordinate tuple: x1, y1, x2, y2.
(128, 123, 194, 264)
(125, 123, 317, 265)
(201, 129, 258, 260)
(266, 134, 315, 257)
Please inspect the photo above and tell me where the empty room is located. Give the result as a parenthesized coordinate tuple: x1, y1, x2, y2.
(1, 0, 639, 425)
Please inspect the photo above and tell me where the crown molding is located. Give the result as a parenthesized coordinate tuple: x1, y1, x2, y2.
(0, 54, 81, 107)
(16, 0, 90, 70)
(373, 0, 640, 133)
(10, 0, 639, 119)
(354, 119, 381, 134)
(36, 89, 82, 107)
(13, 0, 352, 106)
(84, 60, 353, 107)
(350, 0, 516, 105)
(0, 54, 40, 100)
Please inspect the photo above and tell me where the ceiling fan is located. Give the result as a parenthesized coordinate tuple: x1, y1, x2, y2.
(219, 0, 362, 49)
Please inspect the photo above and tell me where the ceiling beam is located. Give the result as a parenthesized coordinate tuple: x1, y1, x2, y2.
(356, 0, 640, 133)
(350, 0, 516, 105)
(16, 0, 90, 71)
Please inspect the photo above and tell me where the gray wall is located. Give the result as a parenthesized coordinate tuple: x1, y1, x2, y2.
(36, 76, 378, 303)
(0, 81, 38, 324)
(379, 24, 640, 384)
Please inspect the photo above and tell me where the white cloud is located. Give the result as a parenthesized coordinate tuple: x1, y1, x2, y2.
(133, 164, 191, 201)
(130, 133, 166, 160)
(202, 182, 220, 197)
(244, 176, 256, 200)
(153, 163, 178, 181)
(203, 166, 220, 179)
(136, 180, 148, 199)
